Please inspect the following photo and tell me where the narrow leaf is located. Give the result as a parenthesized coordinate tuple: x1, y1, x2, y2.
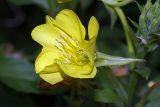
(128, 17, 139, 29)
(135, 67, 151, 79)
(104, 4, 117, 28)
(95, 52, 144, 67)
(135, 1, 143, 12)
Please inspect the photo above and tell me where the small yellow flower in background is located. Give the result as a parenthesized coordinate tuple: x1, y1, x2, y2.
(31, 9, 99, 85)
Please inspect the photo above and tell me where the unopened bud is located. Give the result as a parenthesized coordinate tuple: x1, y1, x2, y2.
(137, 0, 160, 46)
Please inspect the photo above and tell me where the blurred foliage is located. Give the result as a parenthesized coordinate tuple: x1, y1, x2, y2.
(0, 0, 160, 107)
(0, 55, 40, 93)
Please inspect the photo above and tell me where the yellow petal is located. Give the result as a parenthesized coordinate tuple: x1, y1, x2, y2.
(55, 9, 86, 42)
(31, 23, 60, 48)
(59, 64, 97, 78)
(35, 49, 60, 74)
(32, 17, 79, 52)
(85, 16, 99, 60)
(46, 15, 55, 24)
(84, 40, 95, 63)
(88, 16, 99, 40)
(86, 66, 97, 78)
(40, 72, 63, 85)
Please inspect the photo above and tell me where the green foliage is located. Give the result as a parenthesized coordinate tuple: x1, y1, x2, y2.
(94, 89, 120, 103)
(135, 66, 151, 79)
(137, 0, 160, 51)
(0, 56, 40, 93)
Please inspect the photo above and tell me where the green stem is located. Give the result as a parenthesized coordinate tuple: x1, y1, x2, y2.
(114, 7, 135, 57)
(102, 0, 132, 7)
(114, 7, 136, 107)
(106, 67, 128, 106)
(136, 81, 160, 107)
(127, 71, 137, 106)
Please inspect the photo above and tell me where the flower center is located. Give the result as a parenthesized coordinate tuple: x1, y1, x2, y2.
(54, 37, 89, 66)
(76, 50, 89, 65)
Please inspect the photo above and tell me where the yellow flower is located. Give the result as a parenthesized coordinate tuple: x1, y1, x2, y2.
(31, 9, 99, 85)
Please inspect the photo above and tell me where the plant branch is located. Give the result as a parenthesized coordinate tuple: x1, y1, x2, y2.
(136, 81, 160, 107)
(114, 7, 137, 107)
(114, 7, 135, 57)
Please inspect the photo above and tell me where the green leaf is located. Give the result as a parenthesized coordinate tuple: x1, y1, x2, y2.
(96, 67, 114, 89)
(128, 17, 139, 29)
(135, 1, 143, 12)
(135, 66, 151, 79)
(104, 4, 117, 28)
(95, 52, 144, 67)
(106, 67, 128, 103)
(147, 44, 159, 52)
(94, 89, 120, 103)
(0, 57, 40, 93)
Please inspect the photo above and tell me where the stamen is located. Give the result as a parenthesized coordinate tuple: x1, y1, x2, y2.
(55, 41, 64, 51)
(55, 57, 71, 64)
(53, 34, 90, 66)
(60, 31, 81, 50)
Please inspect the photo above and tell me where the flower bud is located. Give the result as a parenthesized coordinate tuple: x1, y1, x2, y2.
(137, 0, 160, 47)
